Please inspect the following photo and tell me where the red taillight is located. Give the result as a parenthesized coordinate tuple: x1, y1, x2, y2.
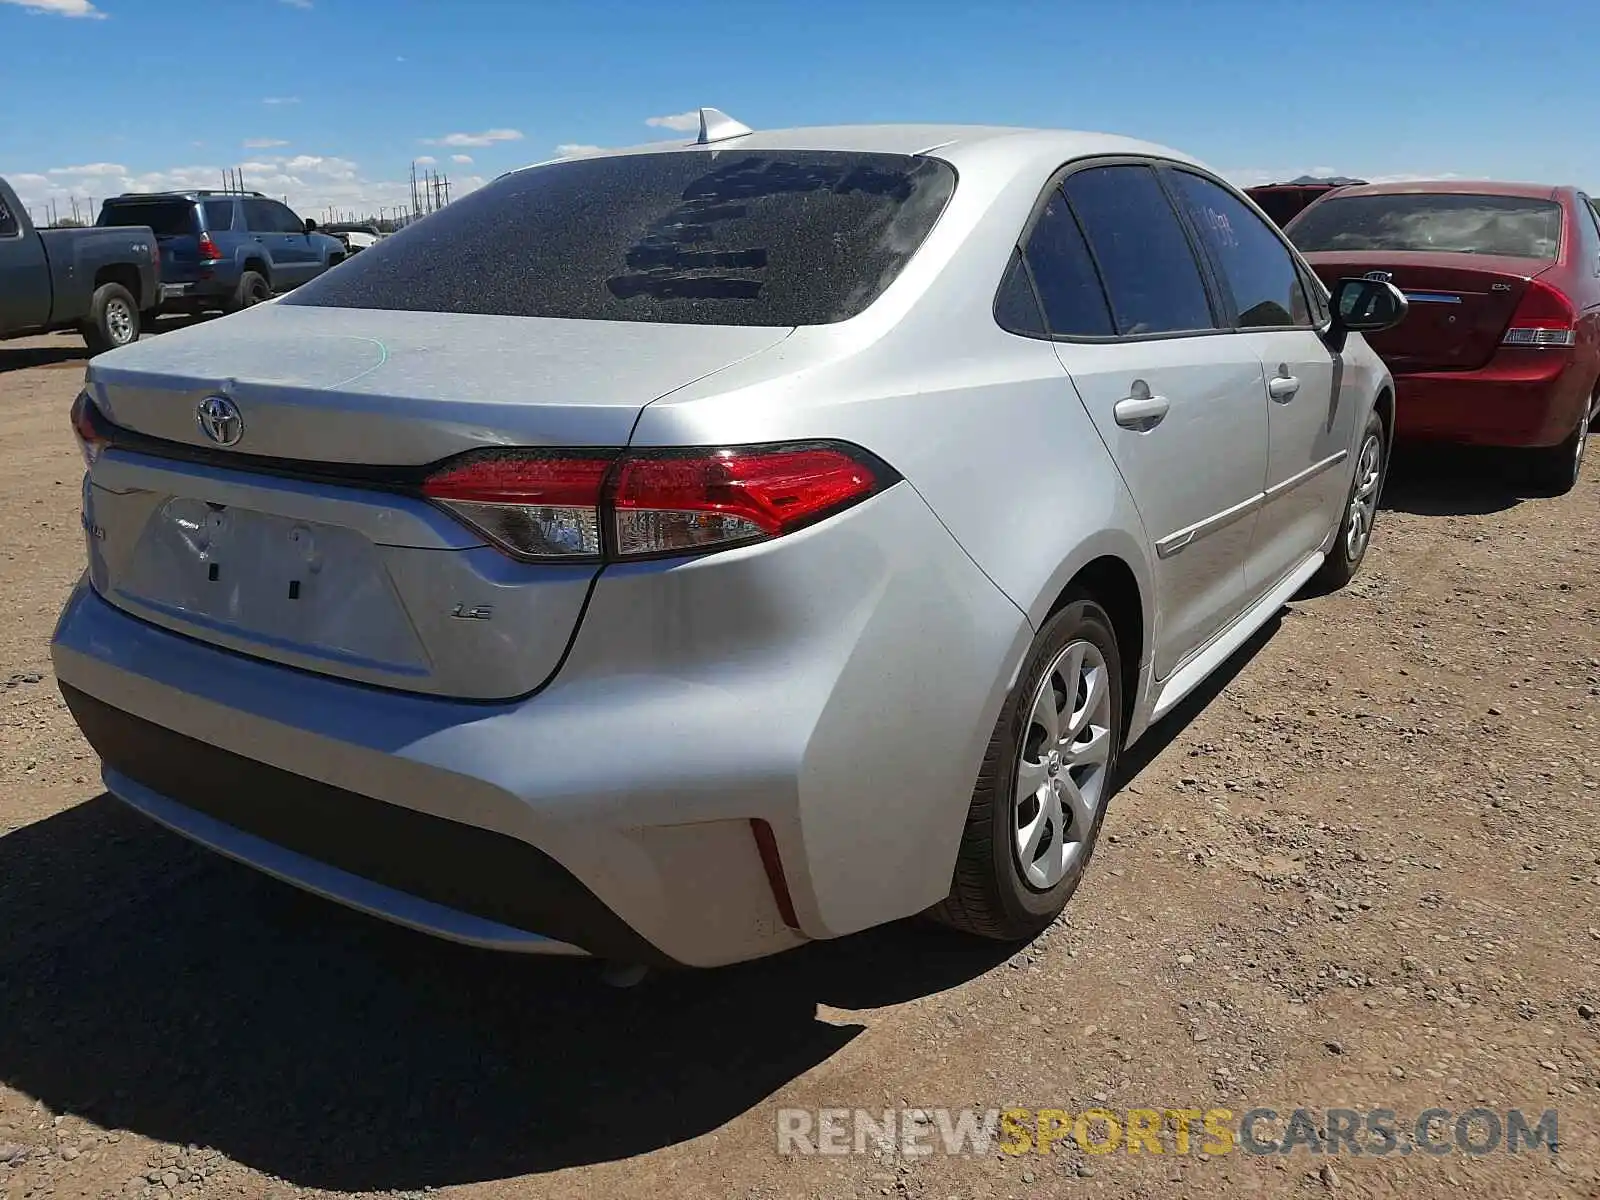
(197, 235, 223, 262)
(70, 391, 110, 467)
(420, 442, 888, 563)
(422, 451, 613, 560)
(1502, 279, 1577, 348)
(610, 446, 879, 558)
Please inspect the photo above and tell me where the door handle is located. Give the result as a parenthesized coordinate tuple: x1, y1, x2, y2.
(1113, 393, 1170, 430)
(1268, 374, 1301, 402)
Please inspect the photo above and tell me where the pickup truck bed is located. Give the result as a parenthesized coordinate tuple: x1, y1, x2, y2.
(0, 176, 161, 354)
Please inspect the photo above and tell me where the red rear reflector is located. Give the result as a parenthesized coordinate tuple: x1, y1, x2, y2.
(749, 818, 800, 930)
(1503, 279, 1577, 347)
(422, 442, 890, 564)
(610, 446, 878, 558)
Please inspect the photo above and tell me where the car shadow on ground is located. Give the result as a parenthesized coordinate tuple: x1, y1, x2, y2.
(1380, 444, 1542, 516)
(0, 794, 1015, 1190)
(0, 341, 90, 374)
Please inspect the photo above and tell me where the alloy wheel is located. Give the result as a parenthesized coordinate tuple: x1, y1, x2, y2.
(1346, 432, 1383, 562)
(1013, 639, 1113, 890)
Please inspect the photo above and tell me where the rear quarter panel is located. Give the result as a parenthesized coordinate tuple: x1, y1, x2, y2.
(37, 227, 160, 318)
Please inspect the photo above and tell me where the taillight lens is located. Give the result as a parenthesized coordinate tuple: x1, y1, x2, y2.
(70, 391, 110, 468)
(1502, 279, 1577, 348)
(421, 442, 890, 563)
(422, 451, 614, 560)
(610, 446, 879, 558)
(198, 235, 223, 262)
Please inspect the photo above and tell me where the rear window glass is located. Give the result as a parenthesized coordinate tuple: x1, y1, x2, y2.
(1289, 194, 1562, 259)
(97, 200, 198, 238)
(203, 200, 235, 232)
(284, 150, 956, 326)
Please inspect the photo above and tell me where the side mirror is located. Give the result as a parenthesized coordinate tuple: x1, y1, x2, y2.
(303, 218, 318, 233)
(1327, 277, 1408, 351)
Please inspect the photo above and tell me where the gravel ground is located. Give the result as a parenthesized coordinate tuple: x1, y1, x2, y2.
(1, 329, 1597, 1200)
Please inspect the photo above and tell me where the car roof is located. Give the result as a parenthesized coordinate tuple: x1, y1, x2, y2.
(515, 123, 1210, 180)
(1325, 179, 1564, 201)
(105, 191, 260, 202)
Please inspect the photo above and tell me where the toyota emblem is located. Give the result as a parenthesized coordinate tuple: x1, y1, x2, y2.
(197, 395, 244, 447)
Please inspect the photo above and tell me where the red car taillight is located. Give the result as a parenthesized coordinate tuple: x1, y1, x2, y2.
(197, 235, 223, 263)
(1502, 279, 1578, 348)
(422, 442, 890, 563)
(70, 391, 110, 468)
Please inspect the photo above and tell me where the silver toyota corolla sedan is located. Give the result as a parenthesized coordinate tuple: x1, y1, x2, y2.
(51, 112, 1407, 968)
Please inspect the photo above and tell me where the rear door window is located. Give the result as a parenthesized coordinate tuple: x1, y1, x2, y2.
(202, 200, 235, 232)
(283, 149, 957, 326)
(1062, 164, 1218, 336)
(1289, 193, 1563, 259)
(994, 248, 1047, 337)
(243, 200, 281, 233)
(1169, 170, 1313, 328)
(1021, 188, 1114, 337)
(0, 194, 17, 238)
(98, 200, 198, 238)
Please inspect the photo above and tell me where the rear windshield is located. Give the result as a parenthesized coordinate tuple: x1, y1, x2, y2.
(97, 199, 198, 238)
(1289, 193, 1562, 259)
(283, 149, 957, 326)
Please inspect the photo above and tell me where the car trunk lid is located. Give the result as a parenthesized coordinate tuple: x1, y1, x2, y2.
(1302, 251, 1545, 372)
(80, 303, 792, 698)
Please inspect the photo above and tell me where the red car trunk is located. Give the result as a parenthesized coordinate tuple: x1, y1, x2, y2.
(1301, 252, 1546, 373)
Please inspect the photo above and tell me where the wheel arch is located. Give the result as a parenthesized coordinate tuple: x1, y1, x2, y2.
(92, 263, 144, 309)
(1031, 538, 1150, 741)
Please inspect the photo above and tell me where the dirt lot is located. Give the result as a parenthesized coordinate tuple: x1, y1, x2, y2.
(2, 329, 1598, 1200)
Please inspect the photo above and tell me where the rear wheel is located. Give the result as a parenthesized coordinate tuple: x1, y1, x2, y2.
(1311, 410, 1386, 592)
(231, 271, 271, 312)
(931, 594, 1122, 941)
(1525, 401, 1591, 496)
(81, 283, 140, 355)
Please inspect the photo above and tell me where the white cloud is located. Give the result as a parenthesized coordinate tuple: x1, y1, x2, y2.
(243, 138, 288, 149)
(450, 154, 473, 164)
(262, 96, 299, 106)
(422, 128, 523, 148)
(47, 162, 126, 176)
(555, 144, 604, 158)
(278, 0, 311, 7)
(11, 154, 441, 221)
(0, 0, 105, 17)
(645, 110, 700, 133)
(414, 155, 437, 166)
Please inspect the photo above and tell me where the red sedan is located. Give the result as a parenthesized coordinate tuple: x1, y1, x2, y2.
(1287, 181, 1600, 493)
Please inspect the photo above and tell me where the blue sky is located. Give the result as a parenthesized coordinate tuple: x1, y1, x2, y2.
(3, 0, 1596, 222)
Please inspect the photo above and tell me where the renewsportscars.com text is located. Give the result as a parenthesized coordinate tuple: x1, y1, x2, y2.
(776, 1106, 1559, 1158)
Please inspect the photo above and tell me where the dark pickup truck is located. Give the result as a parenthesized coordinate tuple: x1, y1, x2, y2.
(0, 176, 162, 354)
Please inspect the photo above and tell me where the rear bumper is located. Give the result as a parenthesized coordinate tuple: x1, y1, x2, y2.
(1394, 348, 1594, 448)
(159, 279, 234, 308)
(50, 482, 1029, 966)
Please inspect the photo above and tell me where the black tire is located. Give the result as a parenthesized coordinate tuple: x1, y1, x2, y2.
(1524, 403, 1591, 497)
(930, 593, 1123, 941)
(231, 270, 271, 312)
(1311, 409, 1387, 593)
(81, 283, 140, 355)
